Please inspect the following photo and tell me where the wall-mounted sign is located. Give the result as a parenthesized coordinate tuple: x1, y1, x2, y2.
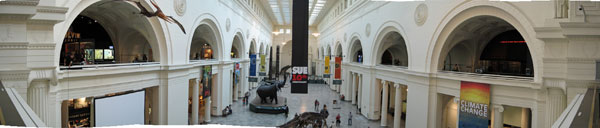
(324, 56, 331, 77)
(249, 54, 257, 76)
(259, 54, 266, 76)
(291, 0, 308, 94)
(234, 63, 240, 86)
(458, 81, 490, 128)
(335, 57, 341, 79)
(203, 65, 212, 98)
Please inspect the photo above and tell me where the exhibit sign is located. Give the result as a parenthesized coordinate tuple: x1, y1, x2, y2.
(291, 0, 308, 93)
(259, 54, 266, 76)
(333, 57, 342, 84)
(324, 56, 330, 78)
(203, 65, 212, 98)
(249, 54, 257, 76)
(249, 54, 258, 82)
(458, 81, 490, 128)
(234, 63, 240, 86)
(334, 57, 341, 79)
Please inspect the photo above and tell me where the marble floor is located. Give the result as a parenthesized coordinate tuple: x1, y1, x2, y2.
(209, 83, 404, 127)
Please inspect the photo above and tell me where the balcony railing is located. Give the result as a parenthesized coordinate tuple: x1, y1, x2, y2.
(59, 62, 160, 70)
(438, 70, 533, 81)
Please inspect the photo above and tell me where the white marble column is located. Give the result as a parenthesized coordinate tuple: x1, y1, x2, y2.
(493, 104, 504, 128)
(233, 79, 238, 101)
(381, 80, 389, 127)
(351, 73, 357, 105)
(546, 88, 565, 126)
(357, 74, 362, 109)
(205, 98, 211, 122)
(393, 83, 402, 128)
(28, 80, 50, 124)
(192, 80, 199, 124)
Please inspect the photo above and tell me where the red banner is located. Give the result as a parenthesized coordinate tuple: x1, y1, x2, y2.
(335, 57, 341, 79)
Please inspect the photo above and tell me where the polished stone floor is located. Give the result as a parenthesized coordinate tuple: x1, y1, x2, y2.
(209, 83, 403, 127)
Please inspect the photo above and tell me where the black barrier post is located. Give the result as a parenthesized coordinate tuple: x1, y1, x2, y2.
(291, 0, 308, 94)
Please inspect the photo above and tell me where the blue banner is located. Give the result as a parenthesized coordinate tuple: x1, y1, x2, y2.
(249, 54, 257, 76)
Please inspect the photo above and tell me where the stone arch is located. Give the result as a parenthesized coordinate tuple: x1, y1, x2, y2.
(372, 22, 410, 67)
(259, 43, 264, 54)
(230, 32, 245, 59)
(348, 36, 364, 63)
(334, 42, 343, 57)
(55, 0, 167, 65)
(249, 39, 257, 55)
(428, 3, 540, 80)
(187, 14, 224, 61)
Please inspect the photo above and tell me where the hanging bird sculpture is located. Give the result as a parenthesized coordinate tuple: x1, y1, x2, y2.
(114, 0, 186, 34)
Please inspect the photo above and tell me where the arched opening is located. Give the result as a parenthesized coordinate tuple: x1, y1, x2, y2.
(249, 40, 256, 55)
(231, 35, 243, 59)
(190, 24, 218, 60)
(335, 43, 343, 57)
(376, 32, 408, 67)
(349, 40, 363, 63)
(327, 45, 332, 57)
(281, 41, 293, 70)
(60, 1, 159, 67)
(259, 43, 264, 55)
(440, 16, 534, 77)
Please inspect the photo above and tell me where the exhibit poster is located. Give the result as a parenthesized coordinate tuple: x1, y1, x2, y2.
(458, 81, 490, 128)
(235, 63, 240, 86)
(249, 54, 257, 76)
(95, 49, 103, 60)
(203, 65, 212, 98)
(259, 54, 266, 76)
(103, 49, 113, 60)
(335, 57, 341, 79)
(324, 56, 330, 78)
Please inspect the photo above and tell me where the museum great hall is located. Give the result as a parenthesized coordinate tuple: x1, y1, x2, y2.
(0, 0, 599, 128)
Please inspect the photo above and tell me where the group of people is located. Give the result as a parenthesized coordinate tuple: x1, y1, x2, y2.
(131, 54, 149, 63)
(63, 52, 86, 66)
(314, 99, 353, 127)
(222, 105, 233, 116)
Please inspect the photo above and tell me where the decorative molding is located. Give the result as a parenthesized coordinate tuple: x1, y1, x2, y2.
(36, 6, 68, 14)
(0, 42, 55, 50)
(0, 1, 39, 6)
(0, 42, 28, 49)
(0, 71, 29, 81)
(28, 43, 55, 50)
(414, 3, 428, 26)
(174, 0, 187, 16)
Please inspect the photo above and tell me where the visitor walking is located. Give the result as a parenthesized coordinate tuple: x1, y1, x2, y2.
(320, 104, 329, 117)
(246, 92, 251, 105)
(314, 99, 320, 111)
(348, 112, 352, 126)
(335, 113, 341, 126)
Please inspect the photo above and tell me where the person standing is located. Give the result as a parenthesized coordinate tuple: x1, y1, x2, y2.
(314, 99, 320, 111)
(335, 113, 341, 126)
(348, 112, 352, 126)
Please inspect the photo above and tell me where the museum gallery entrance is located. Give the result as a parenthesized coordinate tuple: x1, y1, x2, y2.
(60, 1, 160, 68)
